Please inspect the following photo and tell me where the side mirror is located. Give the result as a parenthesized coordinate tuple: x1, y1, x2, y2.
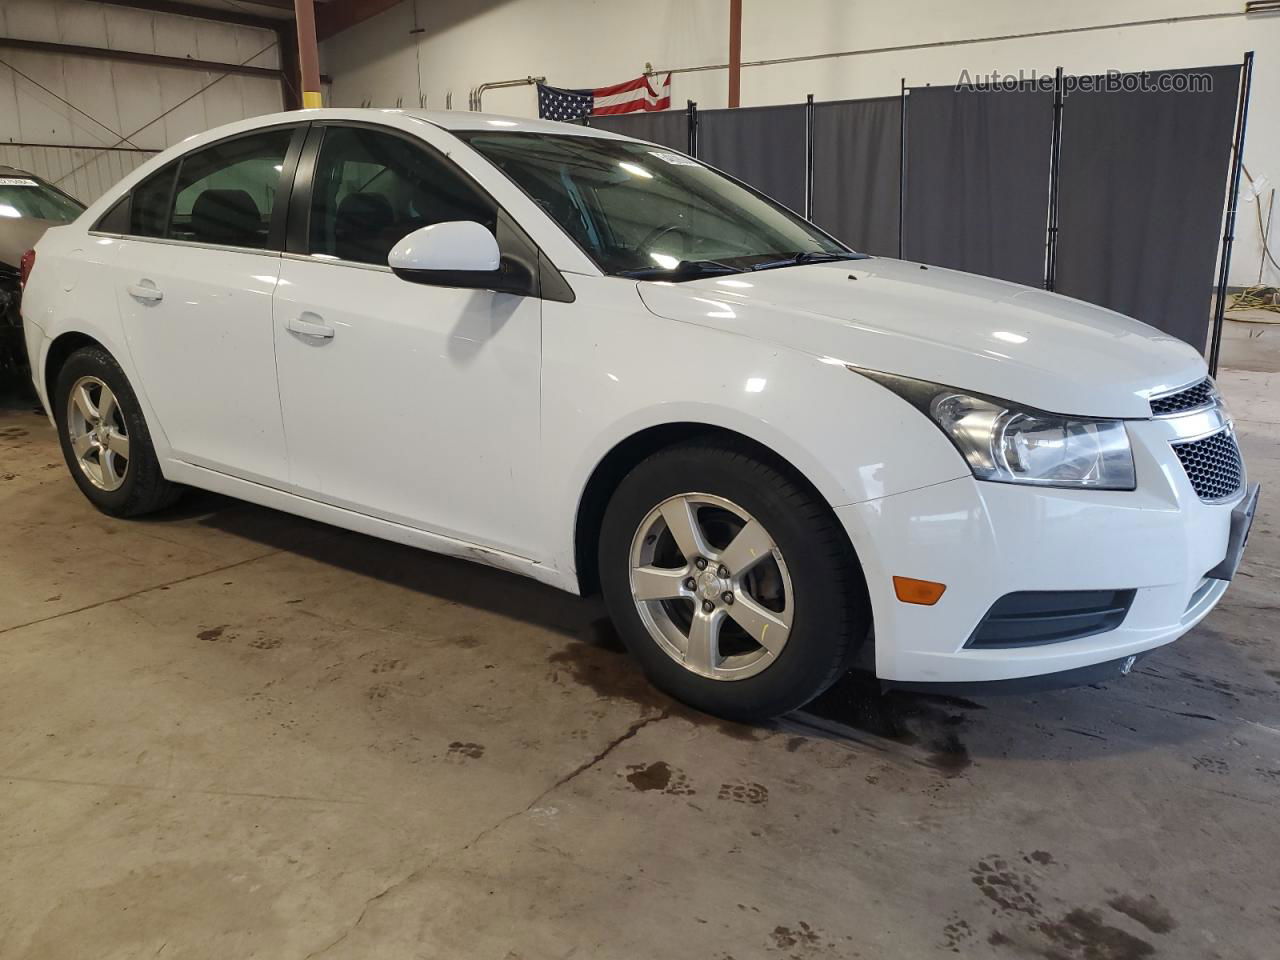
(388, 221, 501, 285)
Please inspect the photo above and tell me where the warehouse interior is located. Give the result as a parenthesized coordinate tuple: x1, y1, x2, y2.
(1, 2, 1279, 958)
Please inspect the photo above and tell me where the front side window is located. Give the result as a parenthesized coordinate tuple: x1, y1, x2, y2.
(458, 131, 857, 278)
(0, 175, 84, 223)
(167, 128, 294, 249)
(307, 126, 496, 266)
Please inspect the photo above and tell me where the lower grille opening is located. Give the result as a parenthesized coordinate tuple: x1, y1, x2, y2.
(1171, 429, 1244, 502)
(966, 589, 1136, 649)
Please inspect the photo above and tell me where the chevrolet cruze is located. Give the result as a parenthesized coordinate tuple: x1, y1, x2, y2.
(19, 109, 1258, 720)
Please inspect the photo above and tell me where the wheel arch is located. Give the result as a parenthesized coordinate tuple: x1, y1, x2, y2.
(43, 330, 105, 410)
(571, 422, 868, 606)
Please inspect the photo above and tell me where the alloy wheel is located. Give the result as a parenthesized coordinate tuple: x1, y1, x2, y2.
(628, 493, 793, 681)
(66, 375, 130, 491)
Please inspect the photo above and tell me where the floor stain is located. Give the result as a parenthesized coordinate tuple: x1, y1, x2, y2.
(447, 741, 485, 760)
(548, 635, 774, 744)
(925, 730, 972, 776)
(623, 760, 694, 795)
(970, 857, 1043, 918)
(197, 625, 227, 643)
(1191, 755, 1229, 774)
(769, 921, 823, 952)
(1038, 907, 1155, 960)
(942, 915, 974, 951)
(717, 780, 769, 805)
(1105, 894, 1176, 935)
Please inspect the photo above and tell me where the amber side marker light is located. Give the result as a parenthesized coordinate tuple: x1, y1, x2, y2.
(893, 576, 947, 605)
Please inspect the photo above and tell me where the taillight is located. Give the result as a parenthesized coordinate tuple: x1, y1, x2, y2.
(18, 249, 35, 289)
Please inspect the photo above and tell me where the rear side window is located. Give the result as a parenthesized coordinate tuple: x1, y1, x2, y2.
(307, 126, 496, 265)
(128, 165, 177, 237)
(168, 128, 294, 249)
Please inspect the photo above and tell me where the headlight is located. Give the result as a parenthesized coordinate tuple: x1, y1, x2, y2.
(856, 369, 1136, 490)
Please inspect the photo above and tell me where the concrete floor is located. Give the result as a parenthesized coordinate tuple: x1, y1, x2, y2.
(1, 324, 1278, 960)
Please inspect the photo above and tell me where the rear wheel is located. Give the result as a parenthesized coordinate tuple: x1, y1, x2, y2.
(54, 346, 180, 517)
(599, 439, 868, 721)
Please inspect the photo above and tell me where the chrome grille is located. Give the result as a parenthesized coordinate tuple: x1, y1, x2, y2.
(1150, 377, 1216, 417)
(1171, 429, 1244, 501)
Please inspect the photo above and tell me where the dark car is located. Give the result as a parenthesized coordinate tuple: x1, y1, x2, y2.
(0, 166, 85, 387)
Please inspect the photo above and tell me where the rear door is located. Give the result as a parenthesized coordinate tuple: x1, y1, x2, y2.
(110, 125, 304, 484)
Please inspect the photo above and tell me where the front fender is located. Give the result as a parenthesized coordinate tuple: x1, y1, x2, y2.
(539, 277, 967, 582)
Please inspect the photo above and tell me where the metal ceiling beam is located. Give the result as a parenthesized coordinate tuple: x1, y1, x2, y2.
(203, 0, 298, 10)
(81, 0, 282, 31)
(0, 37, 281, 80)
(316, 0, 408, 41)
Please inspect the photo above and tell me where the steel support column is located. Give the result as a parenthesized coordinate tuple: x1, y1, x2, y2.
(727, 0, 742, 108)
(293, 0, 323, 108)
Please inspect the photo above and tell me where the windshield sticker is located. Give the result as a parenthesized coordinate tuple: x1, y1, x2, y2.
(0, 177, 39, 187)
(647, 151, 700, 167)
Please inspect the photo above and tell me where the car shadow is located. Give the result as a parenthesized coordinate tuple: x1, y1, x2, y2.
(147, 488, 1267, 766)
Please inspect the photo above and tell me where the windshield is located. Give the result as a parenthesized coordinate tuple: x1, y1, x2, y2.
(0, 174, 84, 223)
(458, 131, 861, 278)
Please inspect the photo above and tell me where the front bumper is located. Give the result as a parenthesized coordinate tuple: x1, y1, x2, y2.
(838, 416, 1247, 684)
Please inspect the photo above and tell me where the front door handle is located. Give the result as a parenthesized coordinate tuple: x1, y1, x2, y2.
(127, 281, 163, 302)
(287, 315, 335, 340)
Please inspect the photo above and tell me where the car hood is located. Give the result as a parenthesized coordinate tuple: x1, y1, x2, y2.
(0, 217, 62, 269)
(636, 258, 1206, 419)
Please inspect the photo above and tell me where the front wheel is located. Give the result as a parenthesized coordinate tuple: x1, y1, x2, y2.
(599, 439, 869, 721)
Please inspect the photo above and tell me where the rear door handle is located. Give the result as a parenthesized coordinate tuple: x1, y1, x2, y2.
(287, 315, 335, 340)
(127, 281, 163, 302)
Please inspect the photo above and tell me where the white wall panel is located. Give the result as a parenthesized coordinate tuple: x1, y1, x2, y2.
(0, 0, 284, 204)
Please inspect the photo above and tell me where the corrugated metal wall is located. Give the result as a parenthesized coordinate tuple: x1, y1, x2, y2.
(0, 144, 154, 205)
(0, 0, 283, 204)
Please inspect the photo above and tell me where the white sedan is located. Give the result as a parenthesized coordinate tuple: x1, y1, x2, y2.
(19, 109, 1257, 719)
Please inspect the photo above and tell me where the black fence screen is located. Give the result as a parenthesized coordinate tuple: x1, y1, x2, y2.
(1054, 65, 1241, 349)
(586, 110, 688, 151)
(810, 96, 901, 257)
(902, 84, 1054, 287)
(697, 103, 808, 214)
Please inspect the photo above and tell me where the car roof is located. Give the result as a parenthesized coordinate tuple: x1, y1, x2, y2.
(372, 108, 625, 137)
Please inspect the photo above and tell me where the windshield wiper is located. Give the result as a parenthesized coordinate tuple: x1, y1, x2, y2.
(616, 259, 746, 280)
(748, 251, 863, 272)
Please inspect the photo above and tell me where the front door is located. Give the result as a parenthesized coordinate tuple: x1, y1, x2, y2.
(272, 124, 542, 556)
(115, 125, 300, 484)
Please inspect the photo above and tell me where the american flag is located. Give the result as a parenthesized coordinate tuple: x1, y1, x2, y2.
(537, 73, 672, 121)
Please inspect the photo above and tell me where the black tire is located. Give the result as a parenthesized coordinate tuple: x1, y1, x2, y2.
(53, 345, 181, 517)
(599, 438, 869, 721)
